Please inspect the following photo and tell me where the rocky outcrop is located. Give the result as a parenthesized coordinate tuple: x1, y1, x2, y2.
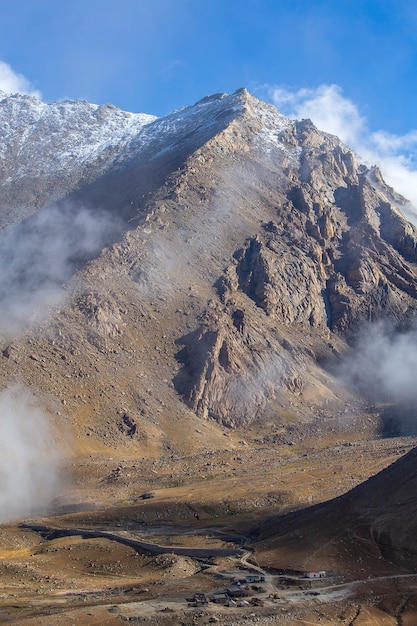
(77, 292, 125, 353)
(232, 235, 327, 326)
(174, 302, 304, 427)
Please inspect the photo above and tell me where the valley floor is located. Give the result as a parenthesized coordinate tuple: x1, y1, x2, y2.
(1, 423, 417, 625)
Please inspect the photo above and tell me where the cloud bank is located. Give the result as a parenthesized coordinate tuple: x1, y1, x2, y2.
(0, 60, 41, 99)
(0, 385, 59, 522)
(340, 322, 417, 404)
(264, 83, 417, 222)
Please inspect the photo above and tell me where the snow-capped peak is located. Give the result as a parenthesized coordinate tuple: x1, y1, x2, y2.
(0, 93, 157, 180)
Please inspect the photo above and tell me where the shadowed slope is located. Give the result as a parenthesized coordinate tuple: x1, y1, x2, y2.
(255, 446, 417, 575)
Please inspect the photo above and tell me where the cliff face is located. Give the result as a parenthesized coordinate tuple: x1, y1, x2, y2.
(1, 88, 417, 444)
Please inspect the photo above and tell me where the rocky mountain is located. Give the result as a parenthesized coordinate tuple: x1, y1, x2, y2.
(4, 87, 417, 625)
(2, 87, 417, 451)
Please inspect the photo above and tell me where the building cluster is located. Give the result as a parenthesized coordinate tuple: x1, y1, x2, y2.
(187, 574, 267, 608)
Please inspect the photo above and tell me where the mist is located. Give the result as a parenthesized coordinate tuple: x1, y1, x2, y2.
(0, 201, 121, 333)
(337, 320, 417, 432)
(0, 385, 59, 522)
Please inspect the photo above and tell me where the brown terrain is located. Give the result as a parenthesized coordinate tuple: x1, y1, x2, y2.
(1, 88, 417, 624)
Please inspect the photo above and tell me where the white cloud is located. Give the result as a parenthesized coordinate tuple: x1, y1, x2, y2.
(270, 84, 365, 147)
(262, 83, 417, 221)
(0, 60, 41, 99)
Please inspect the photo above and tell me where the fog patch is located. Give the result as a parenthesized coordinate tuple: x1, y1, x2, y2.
(337, 320, 417, 432)
(0, 202, 122, 333)
(0, 385, 59, 522)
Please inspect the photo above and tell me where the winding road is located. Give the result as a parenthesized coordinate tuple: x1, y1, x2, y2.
(21, 523, 243, 558)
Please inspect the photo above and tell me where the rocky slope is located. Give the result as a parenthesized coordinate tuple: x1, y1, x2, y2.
(1, 87, 417, 453)
(256, 445, 417, 573)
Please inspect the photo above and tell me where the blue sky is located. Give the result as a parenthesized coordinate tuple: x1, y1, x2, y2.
(1, 0, 417, 207)
(0, 0, 415, 126)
